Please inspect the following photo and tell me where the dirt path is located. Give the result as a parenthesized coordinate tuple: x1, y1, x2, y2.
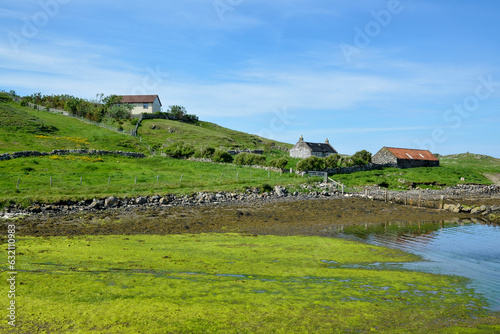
(484, 173, 500, 185)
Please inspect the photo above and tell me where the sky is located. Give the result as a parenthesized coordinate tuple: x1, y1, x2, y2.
(1, 0, 499, 157)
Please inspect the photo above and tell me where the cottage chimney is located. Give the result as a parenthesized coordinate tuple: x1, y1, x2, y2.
(325, 138, 330, 144)
(299, 135, 304, 142)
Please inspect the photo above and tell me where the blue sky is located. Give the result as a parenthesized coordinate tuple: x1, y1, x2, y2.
(1, 0, 499, 157)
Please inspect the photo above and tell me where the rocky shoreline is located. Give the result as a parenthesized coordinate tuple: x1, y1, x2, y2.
(2, 183, 500, 221)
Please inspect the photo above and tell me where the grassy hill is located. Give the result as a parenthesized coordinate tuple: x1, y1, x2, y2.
(0, 95, 146, 154)
(0, 93, 303, 205)
(0, 93, 291, 156)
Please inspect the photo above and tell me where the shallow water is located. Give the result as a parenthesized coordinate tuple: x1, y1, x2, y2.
(331, 221, 500, 311)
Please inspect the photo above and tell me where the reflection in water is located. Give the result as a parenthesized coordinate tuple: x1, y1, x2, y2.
(328, 221, 500, 311)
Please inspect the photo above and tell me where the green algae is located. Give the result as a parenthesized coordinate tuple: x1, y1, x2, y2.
(2, 234, 499, 333)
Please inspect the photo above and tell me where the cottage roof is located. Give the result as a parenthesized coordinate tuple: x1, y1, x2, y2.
(304, 142, 338, 154)
(120, 95, 162, 106)
(385, 147, 439, 161)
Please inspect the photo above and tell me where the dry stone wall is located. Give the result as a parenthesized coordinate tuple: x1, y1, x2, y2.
(0, 150, 146, 161)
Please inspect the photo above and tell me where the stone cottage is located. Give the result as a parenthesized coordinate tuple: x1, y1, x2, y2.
(289, 136, 338, 159)
(372, 147, 439, 168)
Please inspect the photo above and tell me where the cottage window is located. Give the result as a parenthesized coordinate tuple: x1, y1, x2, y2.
(143, 103, 149, 109)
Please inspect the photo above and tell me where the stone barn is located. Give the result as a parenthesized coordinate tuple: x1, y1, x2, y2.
(289, 136, 338, 159)
(372, 147, 439, 168)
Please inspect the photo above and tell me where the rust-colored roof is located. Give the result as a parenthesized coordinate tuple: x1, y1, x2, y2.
(385, 147, 439, 161)
(120, 95, 161, 106)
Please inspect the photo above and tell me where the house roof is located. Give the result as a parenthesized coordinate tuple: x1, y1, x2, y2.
(385, 147, 439, 161)
(120, 95, 162, 106)
(304, 142, 338, 154)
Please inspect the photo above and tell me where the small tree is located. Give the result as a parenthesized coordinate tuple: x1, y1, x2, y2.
(352, 150, 372, 166)
(106, 104, 132, 120)
(167, 105, 186, 119)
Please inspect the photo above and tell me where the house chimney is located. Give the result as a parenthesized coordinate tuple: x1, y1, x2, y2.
(325, 138, 329, 144)
(299, 135, 304, 142)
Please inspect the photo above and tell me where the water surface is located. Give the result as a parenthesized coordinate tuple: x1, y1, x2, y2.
(330, 221, 500, 311)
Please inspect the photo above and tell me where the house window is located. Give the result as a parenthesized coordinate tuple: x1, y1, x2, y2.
(143, 103, 149, 109)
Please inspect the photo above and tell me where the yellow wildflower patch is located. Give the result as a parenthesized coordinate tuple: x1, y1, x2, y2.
(48, 155, 103, 163)
(35, 135, 89, 145)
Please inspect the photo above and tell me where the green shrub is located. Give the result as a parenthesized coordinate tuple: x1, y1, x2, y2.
(324, 154, 341, 168)
(212, 150, 233, 163)
(0, 93, 13, 103)
(201, 147, 215, 159)
(164, 142, 195, 159)
(296, 156, 325, 171)
(269, 157, 288, 169)
(234, 152, 266, 166)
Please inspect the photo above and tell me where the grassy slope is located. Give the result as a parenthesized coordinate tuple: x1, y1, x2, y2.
(330, 153, 500, 190)
(0, 99, 146, 154)
(136, 118, 292, 152)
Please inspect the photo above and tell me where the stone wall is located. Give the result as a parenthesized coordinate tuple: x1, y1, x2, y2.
(371, 147, 397, 165)
(397, 159, 440, 168)
(227, 149, 264, 155)
(289, 141, 312, 159)
(0, 150, 146, 161)
(325, 163, 394, 175)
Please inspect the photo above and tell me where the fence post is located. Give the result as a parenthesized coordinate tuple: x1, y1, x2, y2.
(16, 178, 20, 190)
(80, 176, 82, 186)
(50, 176, 52, 187)
(201, 174, 203, 180)
(440, 195, 444, 210)
(220, 172, 223, 180)
(108, 176, 111, 185)
(418, 194, 421, 207)
(268, 170, 270, 178)
(180, 174, 183, 183)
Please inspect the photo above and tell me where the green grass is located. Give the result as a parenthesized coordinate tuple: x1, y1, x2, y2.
(330, 154, 500, 191)
(2, 97, 500, 203)
(137, 119, 292, 153)
(0, 155, 315, 206)
(3, 234, 498, 333)
(0, 100, 147, 154)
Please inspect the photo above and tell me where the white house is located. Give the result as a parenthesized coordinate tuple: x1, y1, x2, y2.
(119, 95, 162, 115)
(289, 136, 338, 158)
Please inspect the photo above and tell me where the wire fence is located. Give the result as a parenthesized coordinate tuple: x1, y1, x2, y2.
(26, 102, 135, 136)
(2, 168, 308, 199)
